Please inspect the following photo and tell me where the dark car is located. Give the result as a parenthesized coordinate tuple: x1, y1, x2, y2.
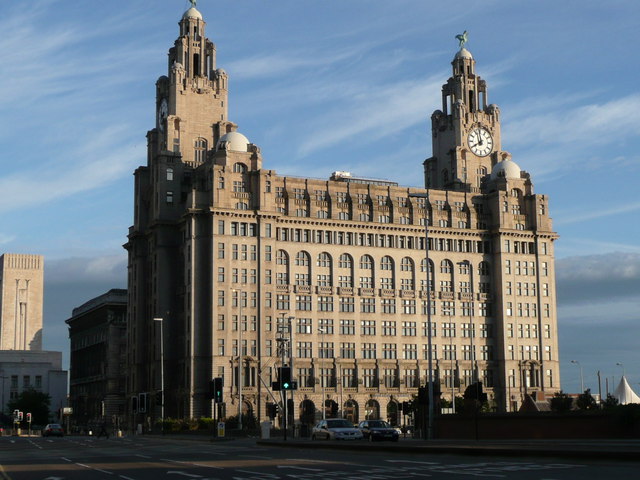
(357, 420, 399, 441)
(42, 424, 64, 437)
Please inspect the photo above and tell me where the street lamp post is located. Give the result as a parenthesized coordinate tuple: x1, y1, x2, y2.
(409, 192, 434, 440)
(571, 360, 584, 393)
(318, 327, 326, 419)
(153, 318, 164, 434)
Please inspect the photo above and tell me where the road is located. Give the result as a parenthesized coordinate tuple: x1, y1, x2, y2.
(1, 435, 638, 480)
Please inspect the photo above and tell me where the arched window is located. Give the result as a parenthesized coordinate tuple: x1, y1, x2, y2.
(339, 254, 353, 269)
(296, 251, 310, 266)
(360, 255, 373, 270)
(233, 162, 247, 173)
(235, 202, 248, 210)
(166, 167, 174, 181)
(511, 188, 521, 198)
(194, 137, 207, 163)
(276, 250, 289, 266)
(400, 257, 414, 272)
(440, 259, 452, 274)
(317, 252, 332, 268)
(380, 256, 394, 271)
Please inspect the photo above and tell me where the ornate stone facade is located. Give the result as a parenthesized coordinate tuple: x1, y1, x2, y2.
(125, 7, 560, 427)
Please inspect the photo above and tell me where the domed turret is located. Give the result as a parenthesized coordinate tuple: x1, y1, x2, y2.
(454, 48, 473, 60)
(216, 132, 250, 152)
(182, 7, 202, 20)
(491, 159, 522, 180)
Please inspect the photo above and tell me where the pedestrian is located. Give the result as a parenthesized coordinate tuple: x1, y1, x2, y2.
(97, 422, 109, 439)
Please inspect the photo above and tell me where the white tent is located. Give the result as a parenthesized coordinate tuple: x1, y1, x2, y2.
(613, 375, 640, 405)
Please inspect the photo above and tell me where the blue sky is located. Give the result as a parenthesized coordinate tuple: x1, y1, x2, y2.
(1, 0, 639, 397)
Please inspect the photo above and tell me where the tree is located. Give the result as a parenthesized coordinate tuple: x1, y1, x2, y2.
(576, 389, 598, 410)
(7, 389, 51, 425)
(549, 390, 573, 413)
(602, 393, 620, 409)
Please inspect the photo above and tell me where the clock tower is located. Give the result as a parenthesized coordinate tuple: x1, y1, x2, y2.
(424, 46, 504, 192)
(152, 5, 231, 163)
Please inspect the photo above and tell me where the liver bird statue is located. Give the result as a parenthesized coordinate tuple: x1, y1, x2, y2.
(455, 31, 468, 49)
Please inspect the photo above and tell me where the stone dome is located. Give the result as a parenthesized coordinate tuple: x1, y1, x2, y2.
(455, 48, 473, 60)
(491, 159, 522, 180)
(182, 7, 202, 20)
(216, 132, 250, 152)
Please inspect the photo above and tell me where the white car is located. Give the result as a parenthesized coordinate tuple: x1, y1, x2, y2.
(311, 419, 363, 440)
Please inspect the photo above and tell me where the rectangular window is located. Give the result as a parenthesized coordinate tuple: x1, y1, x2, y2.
(296, 295, 312, 311)
(339, 296, 355, 312)
(382, 321, 396, 336)
(401, 321, 417, 336)
(382, 344, 397, 360)
(360, 297, 375, 313)
(318, 296, 334, 312)
(362, 343, 377, 359)
(296, 318, 312, 334)
(339, 319, 355, 335)
(361, 320, 376, 335)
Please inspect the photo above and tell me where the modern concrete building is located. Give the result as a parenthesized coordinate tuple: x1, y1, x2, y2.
(66, 289, 127, 428)
(0, 350, 67, 420)
(0, 253, 68, 419)
(0, 254, 43, 351)
(125, 6, 560, 427)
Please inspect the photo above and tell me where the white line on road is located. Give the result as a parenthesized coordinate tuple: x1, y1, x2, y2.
(119, 476, 137, 480)
(385, 460, 440, 465)
(234, 470, 280, 478)
(94, 467, 114, 475)
(60, 457, 72, 462)
(276, 466, 325, 471)
(167, 472, 204, 478)
(135, 454, 151, 458)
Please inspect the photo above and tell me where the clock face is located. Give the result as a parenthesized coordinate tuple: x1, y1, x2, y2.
(158, 98, 168, 131)
(468, 127, 493, 157)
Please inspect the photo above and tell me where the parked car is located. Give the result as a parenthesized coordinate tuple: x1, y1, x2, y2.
(42, 424, 64, 437)
(311, 418, 363, 440)
(357, 419, 400, 442)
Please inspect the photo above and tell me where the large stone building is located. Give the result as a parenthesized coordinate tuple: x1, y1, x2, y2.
(0, 253, 68, 419)
(0, 254, 43, 351)
(125, 6, 560, 426)
(66, 289, 127, 428)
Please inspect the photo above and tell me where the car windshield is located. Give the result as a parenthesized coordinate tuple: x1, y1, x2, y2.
(48, 424, 62, 429)
(326, 419, 353, 428)
(368, 420, 391, 428)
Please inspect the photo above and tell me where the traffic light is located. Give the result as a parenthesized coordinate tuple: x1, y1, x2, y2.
(279, 366, 291, 389)
(138, 393, 148, 413)
(17, 411, 23, 421)
(155, 391, 163, 406)
(26, 413, 32, 423)
(266, 402, 279, 418)
(213, 377, 223, 404)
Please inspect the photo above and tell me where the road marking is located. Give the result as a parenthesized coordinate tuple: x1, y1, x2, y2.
(135, 454, 151, 458)
(119, 476, 137, 480)
(234, 470, 280, 478)
(94, 468, 114, 475)
(60, 457, 72, 462)
(386, 461, 440, 465)
(276, 466, 325, 471)
(167, 472, 204, 478)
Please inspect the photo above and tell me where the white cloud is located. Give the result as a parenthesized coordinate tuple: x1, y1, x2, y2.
(296, 76, 442, 157)
(555, 201, 640, 226)
(0, 126, 140, 213)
